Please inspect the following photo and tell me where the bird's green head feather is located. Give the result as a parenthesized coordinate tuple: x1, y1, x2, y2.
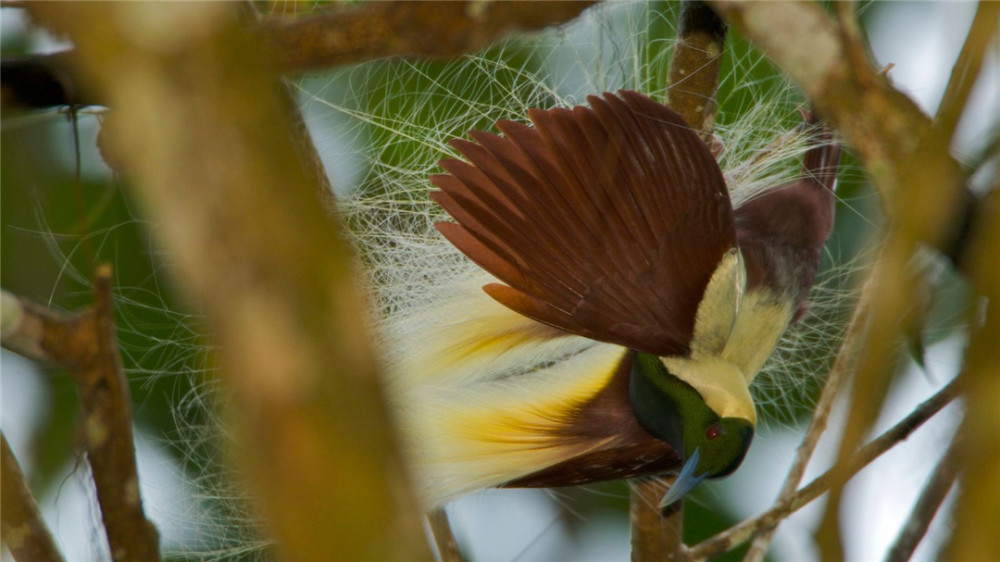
(629, 352, 755, 505)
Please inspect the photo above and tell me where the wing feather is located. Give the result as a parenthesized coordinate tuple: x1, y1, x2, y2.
(431, 91, 736, 355)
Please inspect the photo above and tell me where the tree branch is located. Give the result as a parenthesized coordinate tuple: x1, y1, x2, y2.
(83, 267, 162, 562)
(687, 376, 962, 560)
(0, 267, 161, 562)
(4, 2, 595, 109)
(631, 477, 686, 562)
(427, 508, 462, 562)
(27, 3, 430, 559)
(710, 0, 965, 234)
(260, 0, 597, 74)
(1, 433, 65, 562)
(666, 1, 727, 136)
(946, 179, 1000, 561)
(706, 4, 972, 558)
(0, 289, 74, 363)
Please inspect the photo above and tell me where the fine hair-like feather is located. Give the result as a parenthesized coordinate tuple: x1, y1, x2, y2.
(342, 81, 843, 510)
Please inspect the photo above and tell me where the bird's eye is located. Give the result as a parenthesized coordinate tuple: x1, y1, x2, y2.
(705, 424, 723, 440)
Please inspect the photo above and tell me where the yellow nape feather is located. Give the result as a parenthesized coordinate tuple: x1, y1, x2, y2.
(661, 356, 756, 425)
(723, 290, 794, 384)
(682, 252, 784, 425)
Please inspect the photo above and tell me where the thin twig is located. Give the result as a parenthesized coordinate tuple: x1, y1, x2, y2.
(884, 435, 962, 562)
(934, 2, 999, 141)
(427, 509, 462, 562)
(743, 280, 874, 562)
(1, 433, 65, 562)
(630, 477, 686, 562)
(687, 376, 962, 560)
(0, 268, 162, 561)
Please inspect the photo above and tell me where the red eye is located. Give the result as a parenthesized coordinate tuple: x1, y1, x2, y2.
(705, 424, 723, 440)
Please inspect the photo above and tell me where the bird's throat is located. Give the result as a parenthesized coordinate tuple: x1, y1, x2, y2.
(628, 352, 704, 456)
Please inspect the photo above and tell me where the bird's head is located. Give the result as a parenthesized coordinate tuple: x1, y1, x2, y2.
(629, 352, 755, 507)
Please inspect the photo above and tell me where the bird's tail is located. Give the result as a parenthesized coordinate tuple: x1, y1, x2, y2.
(378, 274, 627, 507)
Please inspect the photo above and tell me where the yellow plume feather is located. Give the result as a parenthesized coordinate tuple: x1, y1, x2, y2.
(384, 278, 628, 506)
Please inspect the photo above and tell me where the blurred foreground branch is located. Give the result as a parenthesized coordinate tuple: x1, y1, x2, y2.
(934, 2, 998, 140)
(711, 0, 966, 238)
(3, 1, 595, 109)
(708, 3, 987, 558)
(947, 184, 1000, 560)
(27, 3, 430, 559)
(1, 268, 161, 562)
(261, 0, 597, 73)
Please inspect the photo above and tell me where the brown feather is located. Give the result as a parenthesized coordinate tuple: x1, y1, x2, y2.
(504, 352, 681, 487)
(431, 91, 736, 356)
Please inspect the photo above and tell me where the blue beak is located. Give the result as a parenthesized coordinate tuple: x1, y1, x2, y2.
(659, 449, 707, 508)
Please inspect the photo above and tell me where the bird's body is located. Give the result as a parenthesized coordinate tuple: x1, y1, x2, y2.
(377, 91, 840, 508)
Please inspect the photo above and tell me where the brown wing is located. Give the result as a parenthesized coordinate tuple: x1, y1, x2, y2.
(430, 90, 736, 356)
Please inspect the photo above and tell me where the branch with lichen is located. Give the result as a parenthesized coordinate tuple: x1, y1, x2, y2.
(1, 433, 64, 562)
(1, 268, 161, 562)
(665, 0, 727, 139)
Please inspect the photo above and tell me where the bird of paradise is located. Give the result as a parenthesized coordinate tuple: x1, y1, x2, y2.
(374, 89, 841, 509)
